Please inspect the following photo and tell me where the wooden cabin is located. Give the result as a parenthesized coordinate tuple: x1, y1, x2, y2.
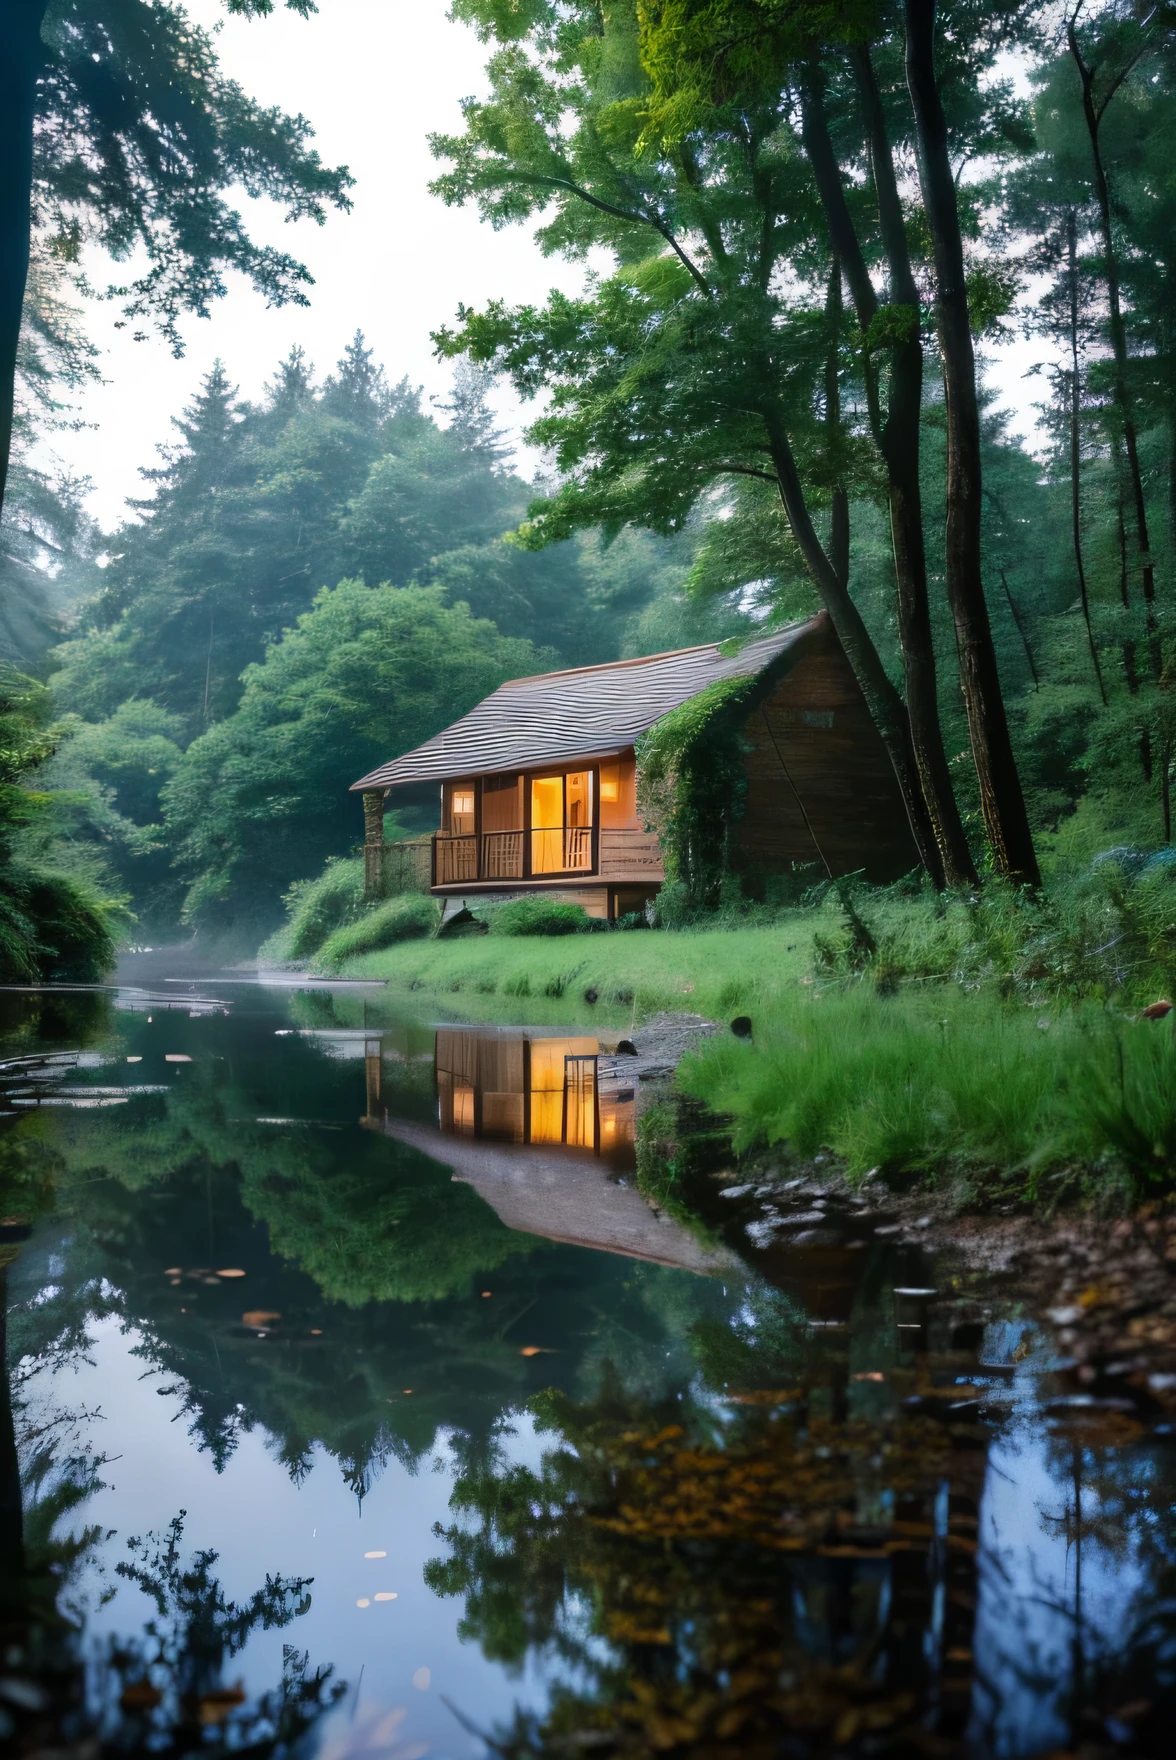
(351, 611, 918, 920)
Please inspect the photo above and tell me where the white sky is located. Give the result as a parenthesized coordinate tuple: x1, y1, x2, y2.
(43, 0, 592, 530)
(38, 0, 1049, 532)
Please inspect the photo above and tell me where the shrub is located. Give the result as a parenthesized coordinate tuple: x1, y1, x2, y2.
(317, 893, 440, 968)
(490, 898, 591, 937)
(281, 859, 366, 960)
(0, 866, 122, 983)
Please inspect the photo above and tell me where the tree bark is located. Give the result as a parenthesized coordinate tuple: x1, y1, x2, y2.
(762, 402, 942, 881)
(823, 258, 850, 591)
(801, 56, 974, 886)
(904, 0, 1040, 885)
(1068, 19, 1158, 681)
(999, 568, 1038, 690)
(0, 2, 49, 526)
(1066, 208, 1106, 704)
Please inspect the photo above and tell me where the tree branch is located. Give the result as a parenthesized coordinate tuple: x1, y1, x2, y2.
(511, 171, 711, 296)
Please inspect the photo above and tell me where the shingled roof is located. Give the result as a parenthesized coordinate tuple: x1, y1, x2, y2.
(351, 612, 827, 792)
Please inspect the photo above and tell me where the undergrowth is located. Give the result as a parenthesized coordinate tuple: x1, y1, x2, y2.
(678, 984, 1176, 1198)
(317, 894, 440, 969)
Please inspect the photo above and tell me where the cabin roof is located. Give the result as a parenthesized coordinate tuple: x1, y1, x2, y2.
(351, 612, 827, 791)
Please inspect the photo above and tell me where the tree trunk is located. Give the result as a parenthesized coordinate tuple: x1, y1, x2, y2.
(999, 569, 1038, 690)
(762, 403, 943, 881)
(904, 0, 1040, 885)
(802, 56, 974, 887)
(1068, 22, 1158, 682)
(0, 2, 48, 526)
(823, 258, 850, 591)
(1066, 209, 1106, 704)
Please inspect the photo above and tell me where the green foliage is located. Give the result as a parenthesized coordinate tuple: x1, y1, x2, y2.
(0, 868, 121, 984)
(490, 898, 590, 937)
(636, 675, 757, 914)
(316, 894, 439, 969)
(159, 579, 539, 938)
(271, 858, 367, 961)
(34, 0, 352, 353)
(0, 668, 125, 979)
(678, 983, 1176, 1193)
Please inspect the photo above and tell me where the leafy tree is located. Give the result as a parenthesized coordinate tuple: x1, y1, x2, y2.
(160, 578, 542, 936)
(0, 0, 351, 520)
(0, 667, 122, 980)
(430, 0, 1048, 884)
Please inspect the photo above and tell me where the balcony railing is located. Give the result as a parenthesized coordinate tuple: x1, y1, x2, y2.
(433, 825, 592, 885)
(533, 825, 592, 873)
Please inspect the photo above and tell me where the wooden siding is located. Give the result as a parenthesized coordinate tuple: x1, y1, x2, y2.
(737, 650, 919, 881)
(599, 827, 664, 881)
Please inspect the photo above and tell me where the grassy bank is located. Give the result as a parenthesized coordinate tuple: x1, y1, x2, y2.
(326, 868, 1176, 1198)
(329, 919, 819, 1026)
(677, 984, 1176, 1199)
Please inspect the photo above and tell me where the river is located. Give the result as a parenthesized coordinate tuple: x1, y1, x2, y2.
(0, 968, 1173, 1757)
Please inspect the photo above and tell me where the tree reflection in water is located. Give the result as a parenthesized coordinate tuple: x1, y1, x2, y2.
(4, 984, 1176, 1753)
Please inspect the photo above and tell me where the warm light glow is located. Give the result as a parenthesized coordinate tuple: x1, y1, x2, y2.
(452, 1084, 475, 1134)
(451, 789, 473, 815)
(599, 764, 620, 803)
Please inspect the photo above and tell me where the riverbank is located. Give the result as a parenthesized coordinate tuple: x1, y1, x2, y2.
(329, 920, 1176, 1196)
(328, 919, 819, 1025)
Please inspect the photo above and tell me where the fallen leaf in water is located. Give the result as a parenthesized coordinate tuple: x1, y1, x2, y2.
(520, 1346, 546, 1357)
(364, 1550, 386, 1558)
(164, 1266, 181, 1276)
(196, 1685, 246, 1726)
(242, 1311, 281, 1328)
(217, 1268, 245, 1278)
(374, 1591, 397, 1601)
(853, 1372, 885, 1382)
(164, 1054, 192, 1063)
(119, 1680, 162, 1711)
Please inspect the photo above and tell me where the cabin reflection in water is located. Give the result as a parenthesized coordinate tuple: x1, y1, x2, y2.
(435, 1028, 635, 1162)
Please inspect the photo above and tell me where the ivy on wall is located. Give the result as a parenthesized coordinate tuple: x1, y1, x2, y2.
(636, 676, 758, 916)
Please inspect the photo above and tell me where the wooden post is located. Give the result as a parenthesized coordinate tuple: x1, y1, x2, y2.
(362, 789, 386, 901)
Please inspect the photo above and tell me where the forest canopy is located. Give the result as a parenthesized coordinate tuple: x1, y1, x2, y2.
(0, 0, 1174, 971)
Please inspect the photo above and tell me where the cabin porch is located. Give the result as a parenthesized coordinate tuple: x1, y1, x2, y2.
(428, 753, 664, 906)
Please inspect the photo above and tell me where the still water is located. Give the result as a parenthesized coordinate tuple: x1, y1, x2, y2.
(1, 972, 1175, 1757)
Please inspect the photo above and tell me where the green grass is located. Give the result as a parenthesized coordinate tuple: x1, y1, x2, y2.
(678, 982, 1176, 1195)
(317, 893, 440, 970)
(331, 918, 819, 1026)
(328, 872, 1176, 1196)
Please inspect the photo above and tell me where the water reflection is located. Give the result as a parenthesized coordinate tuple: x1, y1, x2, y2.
(434, 1028, 634, 1158)
(0, 980, 1174, 1754)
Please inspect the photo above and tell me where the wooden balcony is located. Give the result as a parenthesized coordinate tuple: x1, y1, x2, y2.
(433, 825, 595, 885)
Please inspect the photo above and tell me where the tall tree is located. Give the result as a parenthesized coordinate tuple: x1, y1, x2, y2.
(904, 0, 1040, 883)
(797, 49, 976, 884)
(0, 0, 351, 524)
(433, 0, 947, 880)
